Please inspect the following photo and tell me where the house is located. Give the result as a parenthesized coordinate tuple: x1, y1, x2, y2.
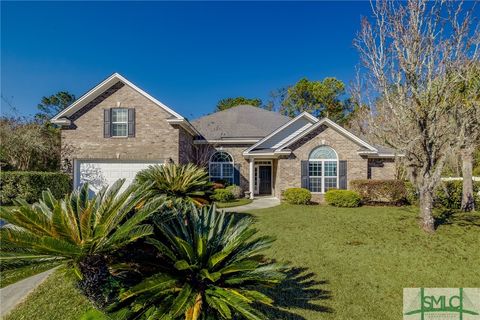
(52, 73, 399, 201)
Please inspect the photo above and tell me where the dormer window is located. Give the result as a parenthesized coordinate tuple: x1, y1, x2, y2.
(111, 108, 128, 137)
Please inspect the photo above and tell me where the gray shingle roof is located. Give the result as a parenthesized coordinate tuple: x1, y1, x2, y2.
(191, 105, 291, 140)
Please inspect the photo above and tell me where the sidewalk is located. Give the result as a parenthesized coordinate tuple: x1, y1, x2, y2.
(226, 197, 280, 212)
(0, 268, 56, 317)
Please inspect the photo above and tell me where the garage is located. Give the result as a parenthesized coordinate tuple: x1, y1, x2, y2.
(74, 160, 163, 193)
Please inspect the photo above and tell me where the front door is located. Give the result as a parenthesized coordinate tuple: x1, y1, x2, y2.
(258, 166, 272, 195)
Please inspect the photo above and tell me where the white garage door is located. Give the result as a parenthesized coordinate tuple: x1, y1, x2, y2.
(75, 160, 163, 193)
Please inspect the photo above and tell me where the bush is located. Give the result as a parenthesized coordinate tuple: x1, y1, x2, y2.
(0, 171, 71, 205)
(324, 189, 361, 207)
(226, 185, 243, 199)
(404, 181, 418, 205)
(211, 188, 235, 202)
(434, 180, 480, 209)
(350, 180, 408, 205)
(283, 188, 312, 205)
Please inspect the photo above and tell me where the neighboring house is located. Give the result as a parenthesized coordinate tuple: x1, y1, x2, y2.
(52, 73, 400, 201)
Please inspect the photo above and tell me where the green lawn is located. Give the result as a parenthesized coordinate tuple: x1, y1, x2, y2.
(6, 205, 480, 319)
(215, 198, 253, 208)
(1, 263, 60, 288)
(5, 268, 97, 320)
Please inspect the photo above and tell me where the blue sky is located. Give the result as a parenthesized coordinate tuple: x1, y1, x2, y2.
(2, 1, 373, 120)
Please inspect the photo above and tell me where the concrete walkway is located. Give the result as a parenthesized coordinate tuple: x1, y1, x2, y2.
(0, 268, 55, 317)
(226, 196, 281, 212)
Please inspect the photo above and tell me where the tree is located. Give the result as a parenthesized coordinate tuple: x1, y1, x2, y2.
(0, 181, 163, 305)
(450, 63, 480, 211)
(110, 204, 285, 320)
(215, 97, 262, 112)
(0, 117, 59, 171)
(354, 0, 479, 232)
(279, 77, 353, 124)
(35, 91, 76, 122)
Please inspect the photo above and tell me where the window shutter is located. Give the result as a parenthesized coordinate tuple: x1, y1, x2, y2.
(339, 160, 347, 189)
(128, 108, 135, 137)
(234, 164, 241, 186)
(301, 160, 309, 189)
(104, 109, 111, 138)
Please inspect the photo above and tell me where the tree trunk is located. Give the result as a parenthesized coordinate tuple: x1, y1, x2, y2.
(419, 188, 435, 233)
(460, 146, 475, 212)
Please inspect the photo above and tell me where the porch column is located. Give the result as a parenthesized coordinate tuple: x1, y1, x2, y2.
(249, 158, 254, 199)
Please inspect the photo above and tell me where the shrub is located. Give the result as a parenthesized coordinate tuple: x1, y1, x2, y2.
(404, 181, 418, 205)
(434, 180, 480, 209)
(283, 188, 312, 205)
(0, 171, 71, 205)
(226, 184, 243, 199)
(109, 205, 284, 319)
(211, 188, 235, 202)
(350, 180, 408, 205)
(324, 189, 361, 207)
(135, 163, 213, 206)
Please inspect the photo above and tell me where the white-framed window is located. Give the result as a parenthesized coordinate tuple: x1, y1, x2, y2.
(209, 151, 234, 184)
(308, 146, 338, 193)
(111, 108, 128, 137)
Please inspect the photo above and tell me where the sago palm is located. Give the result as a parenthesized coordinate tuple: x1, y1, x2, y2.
(135, 163, 213, 206)
(110, 205, 285, 320)
(0, 180, 164, 303)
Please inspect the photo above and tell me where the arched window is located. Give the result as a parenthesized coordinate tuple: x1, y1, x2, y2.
(308, 146, 338, 193)
(209, 151, 234, 184)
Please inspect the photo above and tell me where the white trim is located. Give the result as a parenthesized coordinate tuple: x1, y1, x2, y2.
(194, 139, 260, 145)
(254, 162, 273, 195)
(166, 118, 200, 136)
(243, 112, 318, 155)
(52, 73, 184, 123)
(111, 108, 128, 137)
(275, 118, 378, 152)
(208, 151, 234, 183)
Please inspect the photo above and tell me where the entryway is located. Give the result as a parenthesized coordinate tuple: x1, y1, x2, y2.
(254, 160, 272, 195)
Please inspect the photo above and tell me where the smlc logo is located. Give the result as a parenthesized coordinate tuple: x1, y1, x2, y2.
(404, 288, 480, 320)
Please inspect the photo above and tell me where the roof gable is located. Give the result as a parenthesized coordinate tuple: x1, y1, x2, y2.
(51, 73, 184, 123)
(277, 118, 377, 152)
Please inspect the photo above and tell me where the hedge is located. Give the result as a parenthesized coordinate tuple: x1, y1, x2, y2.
(211, 189, 235, 202)
(283, 188, 312, 205)
(324, 189, 361, 207)
(434, 180, 480, 209)
(0, 171, 72, 205)
(350, 180, 408, 205)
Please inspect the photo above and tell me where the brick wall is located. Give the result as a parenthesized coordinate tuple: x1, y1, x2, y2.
(61, 82, 187, 172)
(368, 158, 396, 180)
(274, 125, 370, 202)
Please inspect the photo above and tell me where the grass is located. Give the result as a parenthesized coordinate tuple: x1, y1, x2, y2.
(5, 205, 480, 319)
(249, 205, 480, 320)
(215, 198, 253, 208)
(5, 268, 98, 320)
(1, 263, 60, 288)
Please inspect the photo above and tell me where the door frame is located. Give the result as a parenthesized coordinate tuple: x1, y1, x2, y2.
(254, 160, 273, 195)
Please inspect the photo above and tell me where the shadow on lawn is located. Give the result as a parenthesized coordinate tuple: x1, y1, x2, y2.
(258, 267, 333, 320)
(434, 209, 480, 228)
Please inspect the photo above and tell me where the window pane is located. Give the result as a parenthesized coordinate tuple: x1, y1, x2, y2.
(324, 161, 337, 176)
(309, 146, 337, 160)
(211, 152, 233, 163)
(324, 177, 337, 191)
(222, 163, 234, 177)
(308, 161, 322, 177)
(210, 163, 221, 177)
(112, 109, 128, 122)
(112, 123, 127, 136)
(309, 177, 321, 193)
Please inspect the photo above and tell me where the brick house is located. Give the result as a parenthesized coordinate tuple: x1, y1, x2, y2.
(52, 73, 400, 201)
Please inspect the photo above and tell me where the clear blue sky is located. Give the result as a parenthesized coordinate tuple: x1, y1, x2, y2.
(2, 1, 373, 120)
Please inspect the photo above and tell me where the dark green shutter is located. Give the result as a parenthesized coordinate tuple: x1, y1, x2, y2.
(128, 108, 135, 137)
(234, 164, 241, 186)
(301, 160, 309, 189)
(104, 109, 111, 138)
(339, 160, 347, 189)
